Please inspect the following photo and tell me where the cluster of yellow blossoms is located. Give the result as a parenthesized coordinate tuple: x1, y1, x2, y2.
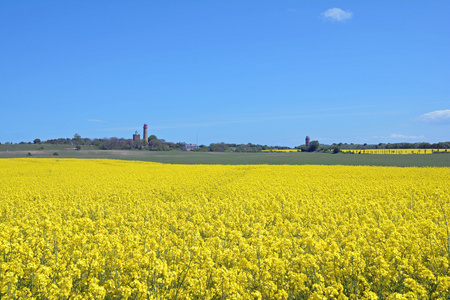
(262, 150, 300, 153)
(262, 149, 447, 154)
(1, 158, 449, 299)
(341, 149, 447, 155)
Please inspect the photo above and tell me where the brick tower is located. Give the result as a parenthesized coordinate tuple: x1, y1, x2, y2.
(133, 131, 140, 141)
(143, 124, 148, 141)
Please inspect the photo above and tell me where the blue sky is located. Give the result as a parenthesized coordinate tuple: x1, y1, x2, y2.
(1, 1, 449, 147)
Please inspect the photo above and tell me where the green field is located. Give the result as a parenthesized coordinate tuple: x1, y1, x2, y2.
(1, 144, 449, 167)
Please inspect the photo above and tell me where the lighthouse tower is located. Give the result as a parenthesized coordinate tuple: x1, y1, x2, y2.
(143, 124, 148, 141)
(305, 136, 310, 147)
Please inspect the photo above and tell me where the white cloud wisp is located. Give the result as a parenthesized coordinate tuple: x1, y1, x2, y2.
(321, 8, 353, 22)
(417, 110, 450, 123)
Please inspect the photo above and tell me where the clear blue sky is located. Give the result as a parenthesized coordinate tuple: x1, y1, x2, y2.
(1, 1, 449, 147)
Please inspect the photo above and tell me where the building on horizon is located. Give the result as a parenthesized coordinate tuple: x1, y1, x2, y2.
(305, 136, 310, 147)
(133, 131, 140, 141)
(184, 143, 199, 151)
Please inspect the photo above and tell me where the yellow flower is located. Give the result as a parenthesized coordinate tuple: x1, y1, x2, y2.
(0, 158, 449, 298)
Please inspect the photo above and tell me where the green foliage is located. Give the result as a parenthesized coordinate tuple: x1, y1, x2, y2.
(308, 141, 320, 152)
(209, 143, 228, 152)
(192, 145, 210, 152)
(148, 138, 166, 151)
(33, 138, 41, 144)
(53, 152, 59, 156)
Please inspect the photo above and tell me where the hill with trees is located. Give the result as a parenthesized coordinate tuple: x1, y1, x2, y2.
(3, 134, 449, 153)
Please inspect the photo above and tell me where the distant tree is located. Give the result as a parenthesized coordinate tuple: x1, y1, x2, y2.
(148, 138, 164, 150)
(308, 141, 320, 152)
(175, 142, 185, 150)
(235, 144, 247, 152)
(33, 138, 41, 144)
(148, 135, 158, 141)
(332, 146, 341, 154)
(435, 142, 450, 149)
(193, 145, 210, 152)
(75, 145, 81, 150)
(73, 133, 83, 145)
(417, 142, 431, 149)
(299, 145, 308, 152)
(210, 143, 228, 152)
(164, 142, 175, 149)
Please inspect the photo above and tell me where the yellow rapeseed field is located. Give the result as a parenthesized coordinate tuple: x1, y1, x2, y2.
(1, 158, 449, 299)
(341, 149, 447, 155)
(262, 149, 447, 154)
(262, 150, 300, 153)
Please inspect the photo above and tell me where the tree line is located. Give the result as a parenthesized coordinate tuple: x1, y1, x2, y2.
(333, 142, 450, 150)
(24, 134, 288, 152)
(296, 141, 450, 154)
(5, 135, 449, 153)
